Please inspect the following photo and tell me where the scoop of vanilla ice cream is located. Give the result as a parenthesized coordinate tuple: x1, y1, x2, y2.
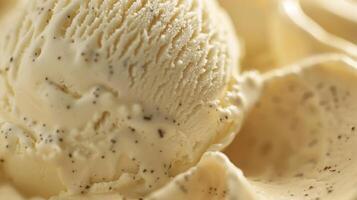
(0, 0, 260, 199)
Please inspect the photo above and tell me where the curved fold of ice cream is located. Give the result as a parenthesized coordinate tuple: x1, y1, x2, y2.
(220, 0, 357, 72)
(148, 151, 257, 200)
(270, 0, 357, 67)
(0, 0, 262, 199)
(226, 54, 357, 200)
(300, 0, 357, 45)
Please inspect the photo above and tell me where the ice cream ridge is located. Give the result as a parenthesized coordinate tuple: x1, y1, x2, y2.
(2, 0, 356, 200)
(0, 0, 260, 199)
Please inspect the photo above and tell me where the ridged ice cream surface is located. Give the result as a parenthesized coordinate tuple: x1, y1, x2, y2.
(2, 0, 356, 200)
(0, 0, 260, 199)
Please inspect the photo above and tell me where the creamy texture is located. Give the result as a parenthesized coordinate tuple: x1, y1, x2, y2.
(226, 54, 357, 200)
(0, 152, 259, 200)
(270, 0, 357, 67)
(0, 0, 260, 199)
(220, 0, 357, 72)
(224, 0, 357, 199)
(219, 0, 279, 72)
(300, 0, 357, 45)
(0, 0, 357, 200)
(148, 152, 257, 200)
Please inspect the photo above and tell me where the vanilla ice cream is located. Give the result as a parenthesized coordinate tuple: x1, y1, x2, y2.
(270, 0, 357, 66)
(220, 0, 357, 72)
(1, 0, 356, 200)
(0, 0, 261, 199)
(301, 0, 357, 44)
(225, 54, 357, 200)
(151, 54, 357, 200)
(219, 0, 279, 72)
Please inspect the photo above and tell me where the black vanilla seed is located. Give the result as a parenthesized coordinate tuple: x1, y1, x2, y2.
(143, 115, 152, 121)
(158, 129, 165, 138)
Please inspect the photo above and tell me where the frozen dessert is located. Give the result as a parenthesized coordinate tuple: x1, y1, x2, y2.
(300, 0, 357, 45)
(0, 0, 356, 200)
(225, 54, 357, 200)
(148, 151, 257, 200)
(270, 0, 357, 67)
(220, 0, 357, 72)
(0, 0, 260, 199)
(222, 0, 357, 199)
(219, 0, 279, 72)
